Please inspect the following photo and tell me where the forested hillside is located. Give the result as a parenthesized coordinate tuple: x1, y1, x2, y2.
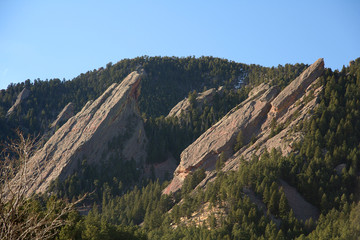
(1, 56, 359, 239)
(62, 58, 359, 239)
(0, 56, 306, 143)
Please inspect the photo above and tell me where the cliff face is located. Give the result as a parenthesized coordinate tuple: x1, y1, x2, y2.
(50, 102, 75, 129)
(6, 88, 30, 117)
(268, 58, 324, 119)
(13, 70, 147, 196)
(164, 58, 324, 194)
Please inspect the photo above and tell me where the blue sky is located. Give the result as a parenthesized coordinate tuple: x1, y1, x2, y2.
(0, 0, 359, 90)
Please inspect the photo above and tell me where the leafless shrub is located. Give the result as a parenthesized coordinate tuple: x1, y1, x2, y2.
(0, 130, 85, 240)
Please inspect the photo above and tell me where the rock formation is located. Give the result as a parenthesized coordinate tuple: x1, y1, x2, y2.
(164, 58, 324, 194)
(166, 86, 223, 119)
(11, 70, 147, 196)
(268, 58, 324, 119)
(163, 85, 279, 194)
(279, 179, 319, 222)
(50, 102, 75, 129)
(6, 88, 30, 117)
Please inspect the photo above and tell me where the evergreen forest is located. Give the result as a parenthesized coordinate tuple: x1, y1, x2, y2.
(0, 56, 359, 239)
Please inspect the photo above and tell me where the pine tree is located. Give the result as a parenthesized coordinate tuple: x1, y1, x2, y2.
(320, 193, 329, 212)
(216, 152, 225, 172)
(268, 190, 280, 215)
(279, 190, 290, 217)
(233, 130, 244, 152)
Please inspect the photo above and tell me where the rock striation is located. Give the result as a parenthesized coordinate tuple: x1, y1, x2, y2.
(6, 88, 31, 117)
(11, 70, 147, 196)
(164, 58, 324, 194)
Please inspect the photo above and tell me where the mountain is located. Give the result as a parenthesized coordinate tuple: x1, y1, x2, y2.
(164, 58, 324, 194)
(10, 70, 148, 196)
(1, 56, 360, 240)
(0, 56, 307, 146)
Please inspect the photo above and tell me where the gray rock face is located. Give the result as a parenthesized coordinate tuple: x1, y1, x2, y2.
(13, 71, 147, 196)
(166, 87, 223, 119)
(50, 102, 75, 129)
(270, 58, 324, 118)
(6, 88, 31, 117)
(164, 58, 325, 194)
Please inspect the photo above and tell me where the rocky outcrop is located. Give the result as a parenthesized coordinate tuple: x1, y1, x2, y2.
(335, 163, 347, 175)
(50, 102, 75, 129)
(166, 86, 223, 119)
(144, 155, 178, 181)
(164, 58, 324, 194)
(11, 70, 147, 196)
(269, 58, 324, 119)
(248, 83, 270, 98)
(171, 202, 227, 229)
(163, 86, 279, 194)
(6, 88, 30, 117)
(279, 179, 319, 222)
(233, 86, 323, 163)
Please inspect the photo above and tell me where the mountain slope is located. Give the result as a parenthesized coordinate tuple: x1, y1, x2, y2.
(10, 70, 147, 196)
(2, 56, 360, 240)
(0, 56, 308, 147)
(58, 57, 360, 240)
(164, 58, 324, 194)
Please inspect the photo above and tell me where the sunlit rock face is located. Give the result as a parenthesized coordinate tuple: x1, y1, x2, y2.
(12, 70, 148, 196)
(164, 58, 324, 195)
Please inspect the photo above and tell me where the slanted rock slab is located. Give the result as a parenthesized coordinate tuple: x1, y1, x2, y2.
(11, 70, 147, 196)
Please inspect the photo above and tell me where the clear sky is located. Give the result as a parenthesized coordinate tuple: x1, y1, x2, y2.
(0, 0, 359, 90)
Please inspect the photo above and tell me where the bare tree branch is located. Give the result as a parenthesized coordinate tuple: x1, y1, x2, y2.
(0, 131, 86, 240)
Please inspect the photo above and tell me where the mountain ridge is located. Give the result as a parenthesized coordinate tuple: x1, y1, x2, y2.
(1, 56, 359, 239)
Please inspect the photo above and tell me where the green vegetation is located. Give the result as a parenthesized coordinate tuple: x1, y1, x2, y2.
(1, 56, 359, 239)
(233, 130, 245, 152)
(0, 56, 306, 144)
(49, 114, 143, 201)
